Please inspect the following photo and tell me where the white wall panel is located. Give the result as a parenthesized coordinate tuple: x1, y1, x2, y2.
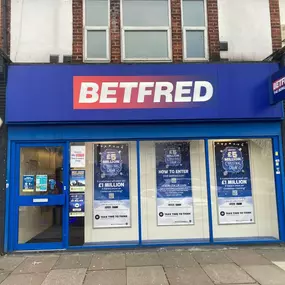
(218, 0, 273, 61)
(11, 0, 72, 63)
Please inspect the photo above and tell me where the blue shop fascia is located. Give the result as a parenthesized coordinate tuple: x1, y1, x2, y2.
(4, 62, 285, 252)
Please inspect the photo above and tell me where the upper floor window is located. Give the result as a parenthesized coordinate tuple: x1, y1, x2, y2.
(121, 0, 171, 61)
(182, 0, 208, 60)
(84, 0, 110, 61)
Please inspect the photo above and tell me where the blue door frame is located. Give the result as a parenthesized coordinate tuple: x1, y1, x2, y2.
(8, 142, 69, 251)
(5, 122, 285, 252)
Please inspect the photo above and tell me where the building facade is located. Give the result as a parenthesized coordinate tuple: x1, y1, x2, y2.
(2, 0, 285, 252)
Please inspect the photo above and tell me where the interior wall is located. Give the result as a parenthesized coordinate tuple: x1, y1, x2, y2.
(209, 139, 279, 239)
(84, 142, 139, 243)
(139, 140, 209, 241)
(218, 0, 273, 60)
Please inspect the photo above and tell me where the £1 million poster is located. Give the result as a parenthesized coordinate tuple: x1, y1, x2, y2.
(156, 142, 193, 226)
(214, 141, 254, 224)
(93, 144, 130, 228)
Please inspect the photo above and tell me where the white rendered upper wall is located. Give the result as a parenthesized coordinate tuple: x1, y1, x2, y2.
(279, 0, 285, 45)
(218, 0, 273, 61)
(10, 0, 73, 63)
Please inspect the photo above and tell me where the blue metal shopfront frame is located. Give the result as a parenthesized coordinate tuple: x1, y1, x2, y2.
(5, 121, 285, 252)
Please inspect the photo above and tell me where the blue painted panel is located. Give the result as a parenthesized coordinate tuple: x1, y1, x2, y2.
(8, 122, 282, 142)
(6, 63, 283, 123)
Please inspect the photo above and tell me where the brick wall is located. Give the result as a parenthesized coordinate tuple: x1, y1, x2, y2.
(73, 0, 220, 63)
(207, 0, 220, 61)
(0, 0, 11, 55)
(73, 0, 83, 62)
(269, 0, 282, 52)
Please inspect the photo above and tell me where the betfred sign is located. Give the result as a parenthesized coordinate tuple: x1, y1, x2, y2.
(270, 68, 285, 104)
(73, 76, 214, 109)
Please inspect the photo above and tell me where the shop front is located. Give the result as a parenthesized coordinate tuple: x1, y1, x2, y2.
(4, 63, 285, 252)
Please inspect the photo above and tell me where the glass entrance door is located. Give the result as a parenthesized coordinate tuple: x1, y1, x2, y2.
(13, 144, 67, 250)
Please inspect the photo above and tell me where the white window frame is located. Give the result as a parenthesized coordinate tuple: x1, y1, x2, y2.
(121, 0, 172, 62)
(83, 0, 110, 62)
(181, 0, 208, 61)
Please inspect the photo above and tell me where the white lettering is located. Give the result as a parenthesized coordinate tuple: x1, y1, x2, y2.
(119, 82, 138, 103)
(193, 81, 213, 102)
(137, 82, 154, 103)
(154, 82, 173, 103)
(79, 82, 99, 103)
(100, 82, 118, 103)
(174, 81, 193, 102)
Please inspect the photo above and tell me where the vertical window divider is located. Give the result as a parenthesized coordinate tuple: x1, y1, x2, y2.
(136, 140, 142, 245)
(204, 139, 214, 243)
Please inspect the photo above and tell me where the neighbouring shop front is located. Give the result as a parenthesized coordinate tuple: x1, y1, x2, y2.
(4, 63, 285, 252)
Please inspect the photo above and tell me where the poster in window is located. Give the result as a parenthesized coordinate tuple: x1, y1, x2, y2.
(214, 141, 254, 224)
(69, 193, 85, 217)
(70, 146, 86, 168)
(22, 175, 35, 192)
(93, 143, 130, 228)
(70, 170, 86, 192)
(156, 142, 193, 226)
(36, 175, 48, 192)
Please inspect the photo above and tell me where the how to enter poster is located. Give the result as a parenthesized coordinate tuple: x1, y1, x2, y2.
(155, 142, 193, 226)
(93, 143, 130, 228)
(214, 141, 254, 224)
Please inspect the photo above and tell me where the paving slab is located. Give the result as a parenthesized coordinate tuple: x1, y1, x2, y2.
(41, 268, 86, 285)
(192, 251, 232, 265)
(89, 253, 125, 270)
(255, 249, 285, 262)
(84, 270, 126, 285)
(225, 250, 271, 266)
(272, 261, 285, 271)
(0, 273, 10, 284)
(12, 256, 59, 274)
(165, 266, 214, 285)
(53, 254, 92, 269)
(0, 256, 26, 272)
(243, 265, 285, 285)
(127, 266, 168, 285)
(1, 273, 47, 285)
(202, 263, 255, 284)
(158, 251, 198, 268)
(126, 252, 160, 267)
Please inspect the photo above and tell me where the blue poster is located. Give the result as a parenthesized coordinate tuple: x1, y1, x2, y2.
(214, 141, 254, 224)
(155, 142, 193, 226)
(69, 193, 85, 217)
(22, 175, 34, 192)
(93, 143, 130, 228)
(36, 175, 48, 192)
(70, 170, 86, 192)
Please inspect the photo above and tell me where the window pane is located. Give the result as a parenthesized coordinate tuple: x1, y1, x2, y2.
(125, 30, 168, 58)
(87, 30, 107, 59)
(183, 0, 205, 26)
(123, 0, 169, 26)
(186, 30, 205, 58)
(85, 0, 108, 26)
(20, 147, 63, 196)
(140, 140, 209, 243)
(209, 139, 279, 241)
(19, 206, 62, 244)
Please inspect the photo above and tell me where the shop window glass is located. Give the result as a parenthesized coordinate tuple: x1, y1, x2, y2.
(139, 140, 209, 243)
(20, 147, 63, 196)
(18, 206, 62, 244)
(69, 141, 139, 246)
(209, 139, 279, 241)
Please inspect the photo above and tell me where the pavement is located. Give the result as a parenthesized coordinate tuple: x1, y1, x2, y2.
(0, 245, 285, 284)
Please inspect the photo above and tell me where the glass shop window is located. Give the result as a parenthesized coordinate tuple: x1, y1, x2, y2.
(69, 141, 139, 246)
(139, 140, 209, 243)
(208, 139, 279, 241)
